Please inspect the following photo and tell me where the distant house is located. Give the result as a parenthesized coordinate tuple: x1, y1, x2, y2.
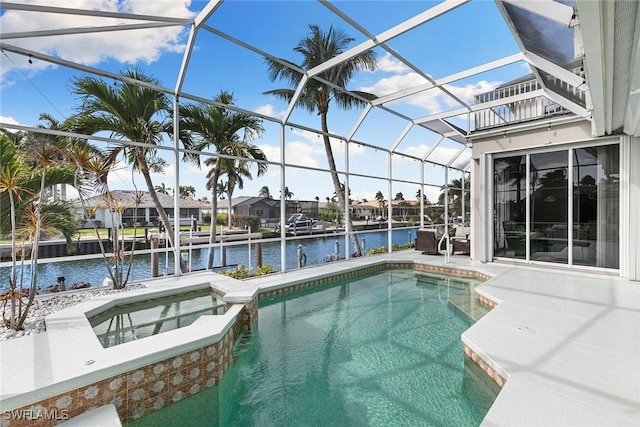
(349, 200, 423, 219)
(217, 196, 319, 221)
(73, 190, 208, 228)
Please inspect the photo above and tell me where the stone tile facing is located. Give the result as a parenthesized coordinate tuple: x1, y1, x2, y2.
(476, 293, 497, 308)
(2, 325, 237, 426)
(464, 344, 506, 388)
(3, 261, 492, 426)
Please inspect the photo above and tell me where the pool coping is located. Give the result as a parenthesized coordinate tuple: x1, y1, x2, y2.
(1, 251, 638, 426)
(0, 253, 490, 417)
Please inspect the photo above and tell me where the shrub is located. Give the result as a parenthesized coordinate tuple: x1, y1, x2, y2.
(219, 264, 274, 279)
(255, 265, 273, 276)
(367, 241, 414, 255)
(220, 265, 251, 279)
(232, 214, 260, 231)
(216, 213, 228, 226)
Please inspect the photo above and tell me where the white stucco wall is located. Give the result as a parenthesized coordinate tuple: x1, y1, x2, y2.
(468, 120, 638, 281)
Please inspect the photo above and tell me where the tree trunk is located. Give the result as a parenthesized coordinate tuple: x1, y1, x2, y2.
(320, 112, 362, 256)
(8, 191, 17, 330)
(17, 169, 46, 329)
(207, 167, 221, 269)
(227, 188, 233, 229)
(136, 151, 186, 272)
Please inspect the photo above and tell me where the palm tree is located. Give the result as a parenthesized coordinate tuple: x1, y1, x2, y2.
(438, 177, 470, 220)
(264, 24, 377, 256)
(0, 135, 77, 329)
(0, 136, 33, 329)
(283, 186, 294, 200)
(35, 113, 70, 201)
(70, 68, 181, 253)
(259, 185, 271, 198)
(179, 185, 196, 198)
(375, 190, 386, 218)
(155, 183, 171, 195)
(68, 143, 134, 289)
(180, 91, 266, 268)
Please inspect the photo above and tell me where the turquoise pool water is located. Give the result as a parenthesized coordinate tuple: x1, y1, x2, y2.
(128, 269, 500, 426)
(89, 289, 226, 348)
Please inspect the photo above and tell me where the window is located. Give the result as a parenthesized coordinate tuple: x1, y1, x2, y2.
(493, 143, 619, 269)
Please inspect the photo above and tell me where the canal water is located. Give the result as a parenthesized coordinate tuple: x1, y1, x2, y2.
(0, 229, 420, 292)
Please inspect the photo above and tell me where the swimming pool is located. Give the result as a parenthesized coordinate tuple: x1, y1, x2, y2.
(127, 269, 499, 426)
(89, 288, 227, 348)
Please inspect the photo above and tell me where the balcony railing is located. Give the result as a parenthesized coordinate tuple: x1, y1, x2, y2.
(473, 67, 585, 131)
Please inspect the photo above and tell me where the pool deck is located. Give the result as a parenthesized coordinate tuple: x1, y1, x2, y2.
(400, 253, 638, 426)
(1, 251, 638, 426)
(246, 252, 640, 426)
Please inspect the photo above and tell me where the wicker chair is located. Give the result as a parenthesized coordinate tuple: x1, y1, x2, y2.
(450, 226, 471, 254)
(415, 229, 438, 255)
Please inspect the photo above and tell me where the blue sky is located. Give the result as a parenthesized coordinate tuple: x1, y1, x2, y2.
(0, 0, 525, 203)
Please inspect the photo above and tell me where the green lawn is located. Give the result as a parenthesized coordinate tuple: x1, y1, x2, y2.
(0, 224, 277, 244)
(75, 225, 215, 238)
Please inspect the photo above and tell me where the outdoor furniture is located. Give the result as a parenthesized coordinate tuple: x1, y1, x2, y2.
(450, 226, 471, 254)
(415, 229, 438, 255)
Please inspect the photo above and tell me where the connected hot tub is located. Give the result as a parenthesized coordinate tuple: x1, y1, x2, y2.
(89, 288, 228, 348)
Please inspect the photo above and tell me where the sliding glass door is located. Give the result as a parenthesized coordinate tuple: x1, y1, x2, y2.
(529, 151, 569, 264)
(493, 143, 619, 269)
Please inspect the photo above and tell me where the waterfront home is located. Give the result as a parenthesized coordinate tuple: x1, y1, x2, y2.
(74, 190, 208, 228)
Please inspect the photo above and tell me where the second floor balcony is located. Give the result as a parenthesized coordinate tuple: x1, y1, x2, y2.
(473, 64, 586, 132)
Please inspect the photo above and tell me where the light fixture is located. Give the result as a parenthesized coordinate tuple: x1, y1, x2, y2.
(503, 131, 506, 138)
(548, 123, 551, 131)
(28, 55, 33, 64)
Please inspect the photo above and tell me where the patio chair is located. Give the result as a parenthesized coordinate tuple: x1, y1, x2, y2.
(415, 229, 438, 255)
(450, 226, 471, 254)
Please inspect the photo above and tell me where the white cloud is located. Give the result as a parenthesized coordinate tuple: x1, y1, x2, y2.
(399, 144, 470, 169)
(254, 104, 285, 119)
(258, 141, 321, 169)
(257, 143, 281, 164)
(360, 64, 501, 115)
(291, 128, 365, 155)
(0, 0, 195, 82)
(375, 53, 410, 74)
(359, 72, 428, 97)
(425, 146, 460, 166)
(397, 144, 430, 161)
(0, 115, 23, 129)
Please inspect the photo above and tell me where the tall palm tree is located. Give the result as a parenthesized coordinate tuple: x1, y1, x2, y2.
(179, 185, 196, 198)
(283, 186, 294, 200)
(0, 135, 33, 329)
(68, 143, 123, 286)
(438, 177, 470, 218)
(259, 185, 271, 198)
(155, 182, 171, 195)
(0, 135, 77, 329)
(70, 68, 180, 252)
(265, 25, 377, 255)
(180, 91, 266, 268)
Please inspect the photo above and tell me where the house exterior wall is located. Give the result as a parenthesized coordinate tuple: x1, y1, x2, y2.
(470, 120, 637, 280)
(623, 136, 640, 281)
(471, 120, 595, 262)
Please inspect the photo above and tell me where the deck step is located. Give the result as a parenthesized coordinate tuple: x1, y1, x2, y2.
(448, 291, 491, 323)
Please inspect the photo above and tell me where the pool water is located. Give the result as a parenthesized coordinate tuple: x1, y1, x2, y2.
(89, 289, 226, 348)
(127, 269, 500, 426)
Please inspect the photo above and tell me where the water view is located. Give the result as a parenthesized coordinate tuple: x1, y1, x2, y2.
(0, 229, 419, 291)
